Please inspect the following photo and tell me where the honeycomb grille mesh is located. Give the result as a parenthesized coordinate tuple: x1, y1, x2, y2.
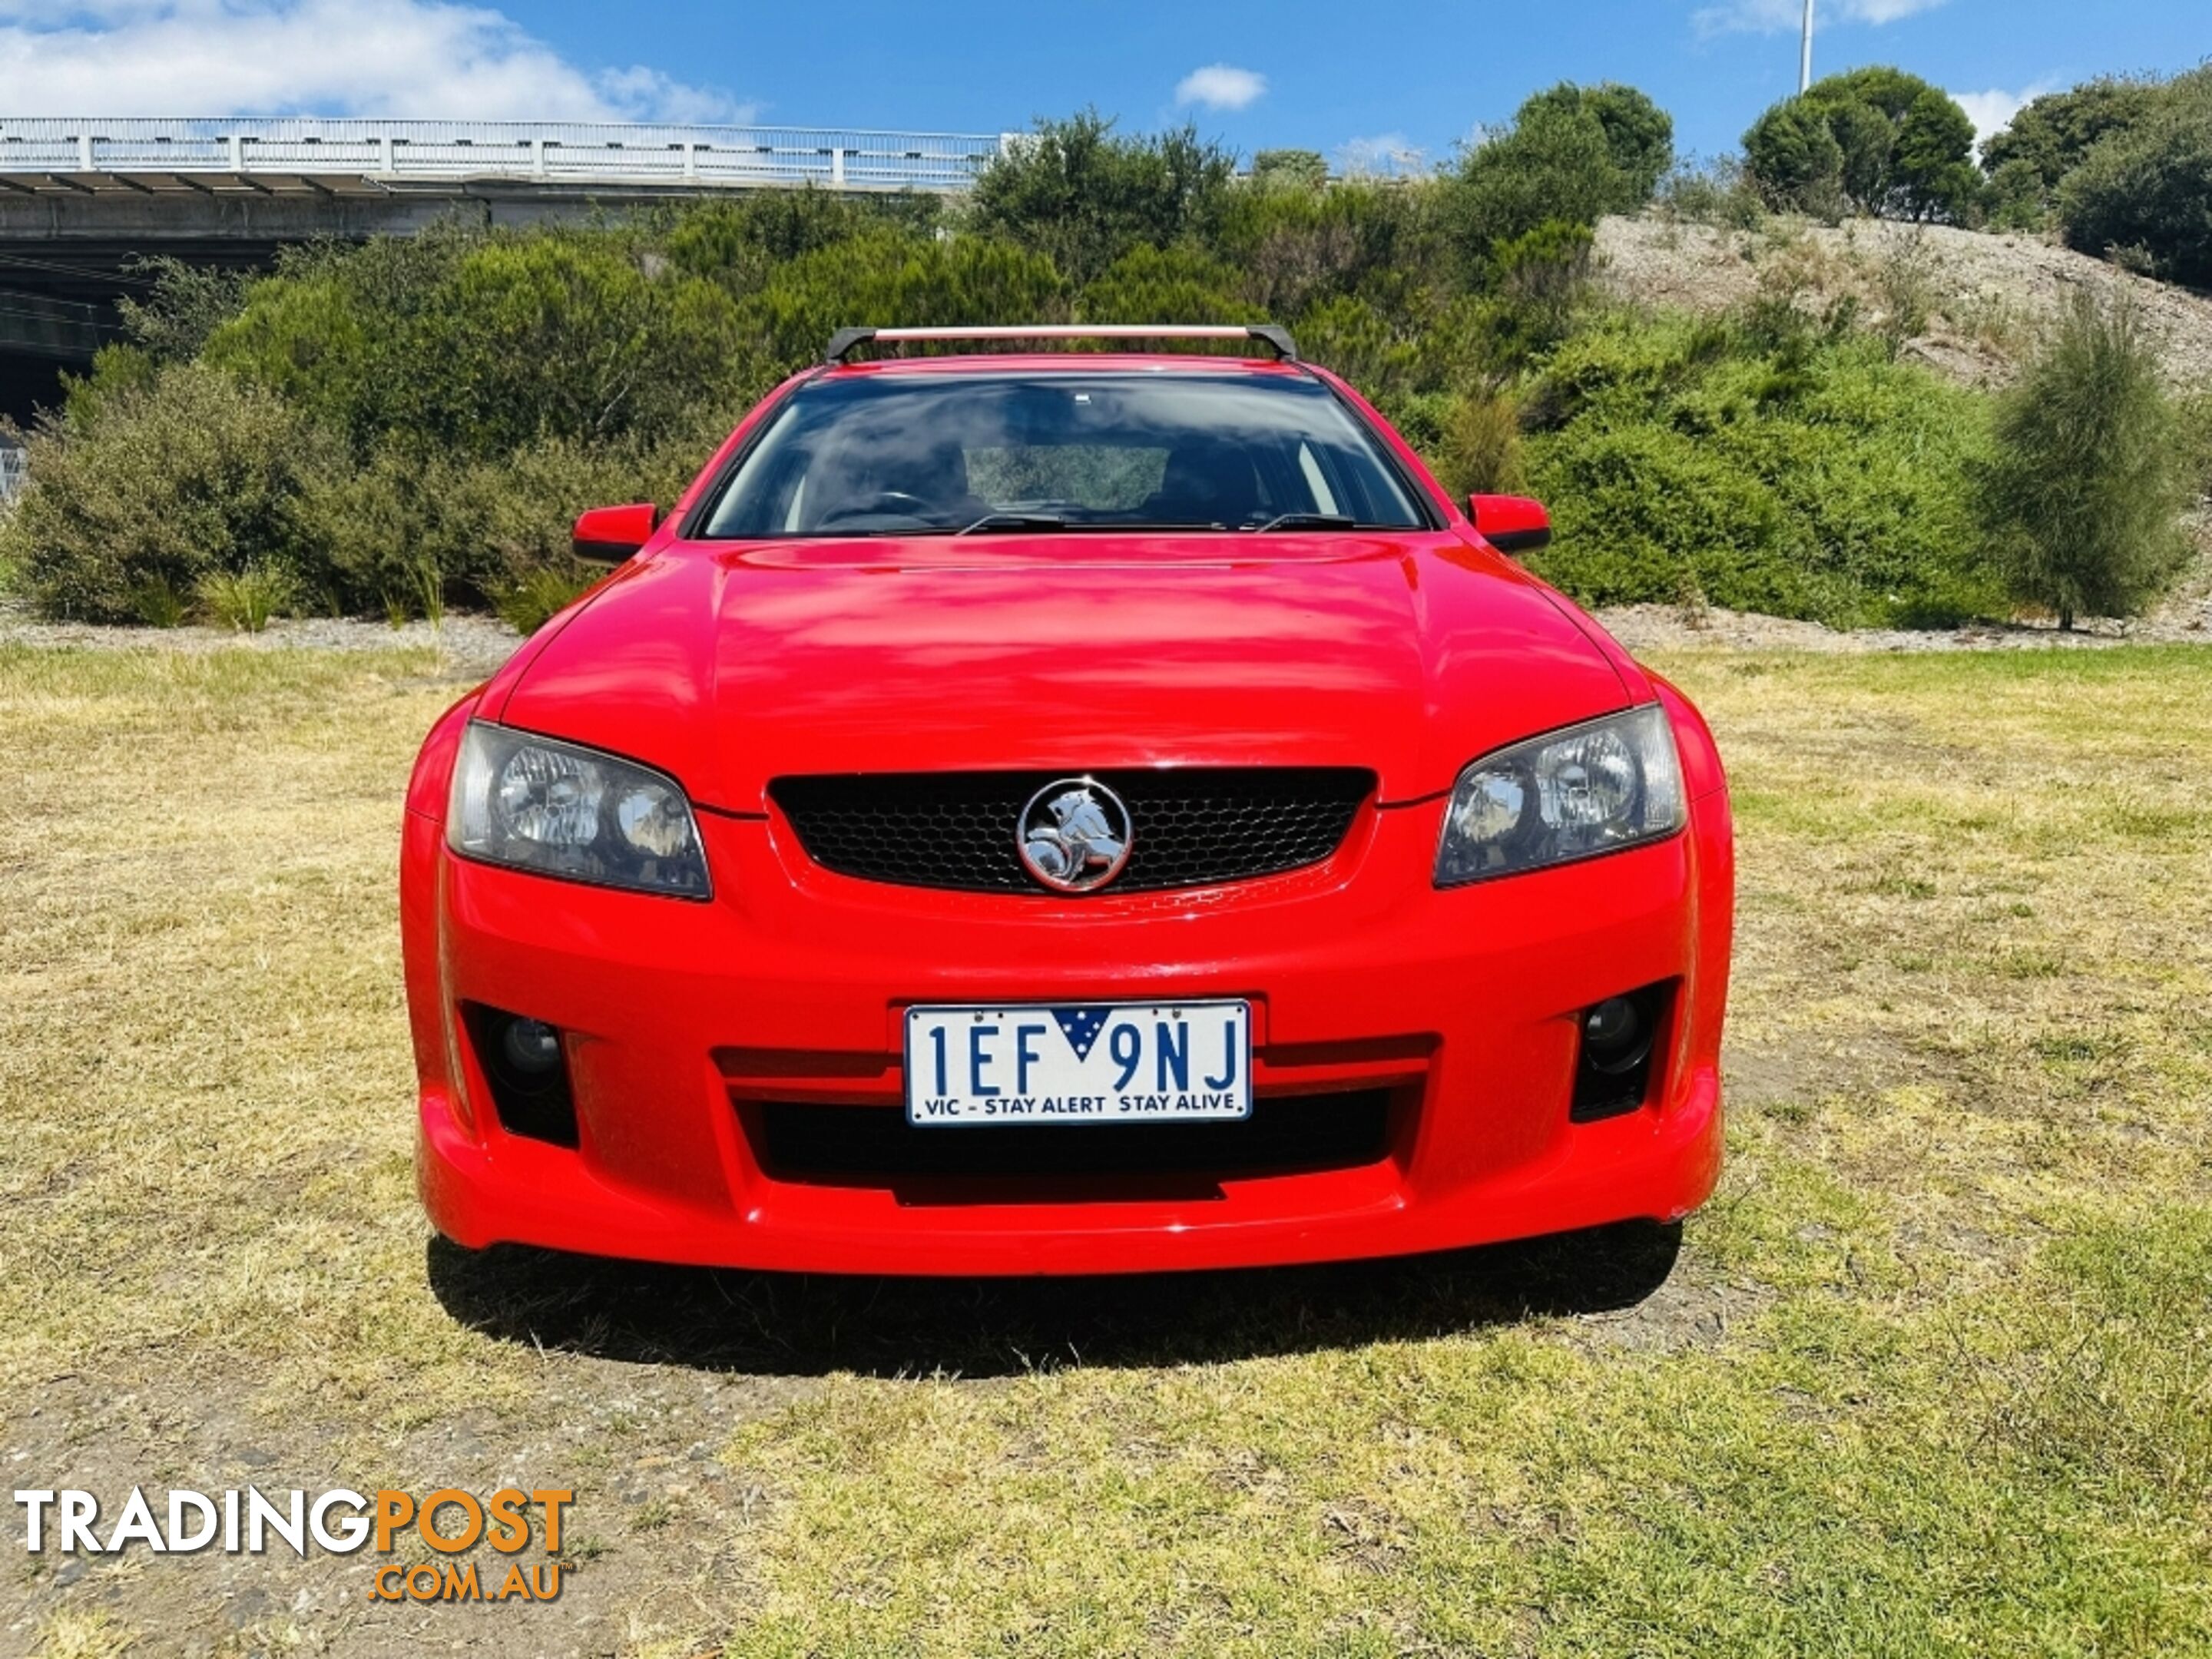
(770, 768, 1372, 895)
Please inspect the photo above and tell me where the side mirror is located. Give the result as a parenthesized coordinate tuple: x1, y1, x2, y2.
(572, 503, 661, 565)
(1469, 494, 1551, 556)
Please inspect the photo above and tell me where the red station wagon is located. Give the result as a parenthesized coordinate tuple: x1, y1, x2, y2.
(399, 324, 1734, 1276)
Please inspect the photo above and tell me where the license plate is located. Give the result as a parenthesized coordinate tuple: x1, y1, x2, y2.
(903, 1002, 1252, 1127)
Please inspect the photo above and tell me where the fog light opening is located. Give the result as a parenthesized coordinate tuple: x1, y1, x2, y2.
(1571, 983, 1673, 1124)
(462, 1003, 581, 1148)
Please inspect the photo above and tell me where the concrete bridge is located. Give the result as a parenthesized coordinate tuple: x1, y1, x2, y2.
(0, 118, 1010, 420)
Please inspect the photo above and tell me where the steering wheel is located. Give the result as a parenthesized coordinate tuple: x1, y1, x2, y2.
(816, 491, 935, 527)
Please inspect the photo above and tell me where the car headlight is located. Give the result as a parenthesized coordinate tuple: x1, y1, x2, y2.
(448, 722, 710, 899)
(1435, 704, 1686, 886)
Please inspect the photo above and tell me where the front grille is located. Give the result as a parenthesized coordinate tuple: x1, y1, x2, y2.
(770, 768, 1372, 895)
(748, 1090, 1394, 1185)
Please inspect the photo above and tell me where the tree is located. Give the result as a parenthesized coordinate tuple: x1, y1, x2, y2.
(1975, 291, 2194, 630)
(1743, 68, 1979, 220)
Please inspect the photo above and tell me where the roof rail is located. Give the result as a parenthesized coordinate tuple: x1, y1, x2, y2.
(824, 323, 1299, 364)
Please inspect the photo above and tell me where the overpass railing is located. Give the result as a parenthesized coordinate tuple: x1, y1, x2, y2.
(0, 118, 1012, 193)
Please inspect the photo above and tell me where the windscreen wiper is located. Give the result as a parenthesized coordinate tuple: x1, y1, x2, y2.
(1251, 512, 1359, 532)
(955, 512, 1068, 535)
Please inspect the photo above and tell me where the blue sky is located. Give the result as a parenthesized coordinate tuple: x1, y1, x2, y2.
(2, 2, 2203, 164)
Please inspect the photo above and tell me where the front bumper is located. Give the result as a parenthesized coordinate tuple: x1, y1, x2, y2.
(402, 786, 1732, 1276)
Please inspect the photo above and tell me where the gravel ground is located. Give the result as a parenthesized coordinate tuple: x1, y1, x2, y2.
(0, 600, 524, 677)
(1593, 596, 2212, 654)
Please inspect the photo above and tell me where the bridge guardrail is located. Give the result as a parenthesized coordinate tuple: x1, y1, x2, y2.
(0, 118, 1012, 193)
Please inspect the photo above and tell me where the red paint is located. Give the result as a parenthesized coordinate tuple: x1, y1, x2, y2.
(402, 353, 1732, 1275)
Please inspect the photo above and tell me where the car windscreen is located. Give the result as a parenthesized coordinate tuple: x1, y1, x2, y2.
(696, 371, 1431, 538)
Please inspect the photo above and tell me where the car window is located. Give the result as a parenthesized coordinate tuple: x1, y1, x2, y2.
(698, 371, 1429, 538)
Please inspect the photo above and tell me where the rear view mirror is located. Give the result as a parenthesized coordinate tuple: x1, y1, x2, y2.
(1469, 494, 1551, 556)
(572, 503, 661, 564)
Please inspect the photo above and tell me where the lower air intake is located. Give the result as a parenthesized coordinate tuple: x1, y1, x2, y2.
(748, 1091, 1394, 1185)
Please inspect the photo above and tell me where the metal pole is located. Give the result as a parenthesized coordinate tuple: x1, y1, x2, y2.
(1800, 0, 1814, 93)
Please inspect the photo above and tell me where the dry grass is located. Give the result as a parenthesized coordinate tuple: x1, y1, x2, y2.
(2, 641, 2209, 1656)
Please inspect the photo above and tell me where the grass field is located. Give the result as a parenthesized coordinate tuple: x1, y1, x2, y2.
(2, 641, 2208, 1657)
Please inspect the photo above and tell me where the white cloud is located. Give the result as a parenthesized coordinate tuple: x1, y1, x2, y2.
(1336, 133, 1426, 176)
(0, 0, 753, 121)
(1952, 84, 2050, 154)
(1173, 64, 1267, 113)
(1693, 0, 1949, 37)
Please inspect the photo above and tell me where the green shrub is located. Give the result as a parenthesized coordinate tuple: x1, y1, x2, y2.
(292, 428, 709, 619)
(737, 230, 1067, 376)
(129, 578, 188, 628)
(0, 363, 334, 622)
(1432, 386, 1526, 497)
(2058, 68, 2212, 287)
(478, 432, 707, 579)
(113, 257, 256, 363)
(197, 562, 296, 633)
(1077, 244, 1257, 326)
(664, 187, 940, 293)
(57, 343, 161, 429)
(291, 442, 487, 614)
(1975, 290, 2194, 628)
(1482, 220, 1596, 361)
(969, 113, 1234, 286)
(494, 563, 598, 635)
(1294, 295, 1429, 399)
(204, 225, 747, 458)
(1655, 157, 1767, 230)
(1217, 177, 1446, 327)
(1522, 313, 2000, 627)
